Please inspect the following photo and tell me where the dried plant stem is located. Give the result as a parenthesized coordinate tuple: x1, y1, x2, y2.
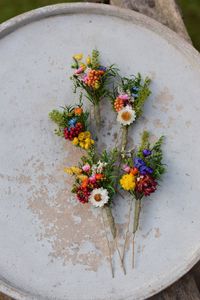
(101, 209, 114, 278)
(122, 199, 132, 264)
(103, 205, 116, 238)
(132, 198, 142, 269)
(115, 238, 126, 275)
(132, 232, 136, 269)
(121, 126, 129, 156)
(103, 206, 126, 275)
(94, 102, 101, 129)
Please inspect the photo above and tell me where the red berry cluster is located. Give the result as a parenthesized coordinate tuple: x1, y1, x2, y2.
(87, 180, 99, 190)
(136, 175, 157, 196)
(76, 186, 91, 204)
(64, 123, 83, 141)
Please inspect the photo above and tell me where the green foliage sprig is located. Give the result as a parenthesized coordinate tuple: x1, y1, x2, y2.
(120, 73, 151, 118)
(138, 131, 166, 180)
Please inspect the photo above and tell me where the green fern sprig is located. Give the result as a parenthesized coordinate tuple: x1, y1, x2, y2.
(91, 49, 100, 69)
(134, 76, 151, 118)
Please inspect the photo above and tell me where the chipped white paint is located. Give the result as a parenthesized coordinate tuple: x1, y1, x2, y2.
(0, 3, 200, 300)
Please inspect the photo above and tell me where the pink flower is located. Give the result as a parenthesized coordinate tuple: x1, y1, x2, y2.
(89, 175, 96, 184)
(83, 75, 88, 82)
(82, 164, 91, 172)
(74, 67, 84, 75)
(122, 164, 131, 173)
(118, 94, 130, 100)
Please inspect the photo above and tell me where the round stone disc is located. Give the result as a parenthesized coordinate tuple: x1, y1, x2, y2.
(0, 3, 200, 300)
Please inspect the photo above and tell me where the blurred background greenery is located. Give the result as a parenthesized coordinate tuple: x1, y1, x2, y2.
(0, 0, 200, 51)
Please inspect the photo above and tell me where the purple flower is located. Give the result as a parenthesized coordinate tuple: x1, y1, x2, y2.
(134, 157, 145, 169)
(143, 149, 152, 157)
(139, 165, 153, 175)
(98, 66, 107, 71)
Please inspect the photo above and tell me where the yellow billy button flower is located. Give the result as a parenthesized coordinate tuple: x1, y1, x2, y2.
(94, 81, 100, 90)
(84, 131, 91, 139)
(70, 166, 82, 175)
(78, 132, 85, 141)
(85, 137, 91, 145)
(72, 137, 79, 146)
(79, 141, 85, 148)
(64, 167, 73, 175)
(120, 174, 136, 191)
(73, 53, 83, 61)
(84, 144, 90, 150)
(86, 55, 91, 65)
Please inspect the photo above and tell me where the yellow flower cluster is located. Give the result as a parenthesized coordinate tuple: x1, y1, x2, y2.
(77, 174, 88, 182)
(72, 131, 94, 150)
(64, 166, 82, 175)
(73, 53, 91, 67)
(120, 174, 136, 191)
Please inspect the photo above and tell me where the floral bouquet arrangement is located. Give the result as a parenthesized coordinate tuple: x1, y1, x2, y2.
(120, 131, 165, 268)
(49, 49, 166, 276)
(71, 49, 118, 127)
(65, 148, 126, 276)
(49, 103, 94, 150)
(111, 74, 151, 153)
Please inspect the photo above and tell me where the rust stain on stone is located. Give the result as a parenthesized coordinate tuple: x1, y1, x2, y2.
(26, 144, 114, 272)
(167, 116, 175, 128)
(155, 87, 174, 112)
(153, 119, 165, 129)
(154, 227, 161, 238)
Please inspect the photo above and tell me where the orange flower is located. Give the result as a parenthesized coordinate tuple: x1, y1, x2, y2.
(84, 69, 104, 89)
(114, 98, 124, 112)
(130, 167, 138, 175)
(95, 173, 104, 180)
(74, 107, 83, 115)
(81, 178, 89, 188)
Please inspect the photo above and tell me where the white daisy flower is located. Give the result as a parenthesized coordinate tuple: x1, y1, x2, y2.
(117, 106, 136, 126)
(89, 188, 109, 208)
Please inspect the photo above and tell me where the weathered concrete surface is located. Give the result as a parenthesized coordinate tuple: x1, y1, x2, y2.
(1, 3, 200, 300)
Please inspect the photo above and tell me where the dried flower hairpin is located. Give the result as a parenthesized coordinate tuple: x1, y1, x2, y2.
(111, 74, 151, 153)
(64, 148, 126, 277)
(120, 131, 166, 268)
(49, 103, 94, 150)
(71, 50, 118, 128)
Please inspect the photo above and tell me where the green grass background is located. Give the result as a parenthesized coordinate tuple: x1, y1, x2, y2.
(0, 0, 200, 51)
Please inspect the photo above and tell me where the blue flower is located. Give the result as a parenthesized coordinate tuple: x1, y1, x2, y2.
(132, 86, 139, 92)
(143, 149, 152, 157)
(68, 118, 77, 127)
(98, 66, 107, 71)
(139, 165, 153, 175)
(131, 93, 138, 98)
(134, 157, 145, 169)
